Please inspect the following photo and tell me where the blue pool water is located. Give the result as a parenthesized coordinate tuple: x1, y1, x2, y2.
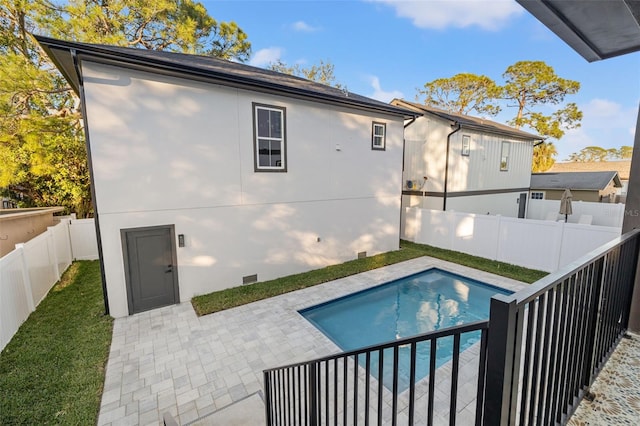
(299, 268, 512, 391)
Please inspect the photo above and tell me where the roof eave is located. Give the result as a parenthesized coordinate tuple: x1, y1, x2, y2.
(36, 35, 417, 119)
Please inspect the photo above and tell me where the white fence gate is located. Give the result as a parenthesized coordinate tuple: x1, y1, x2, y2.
(0, 219, 98, 352)
(402, 207, 622, 273)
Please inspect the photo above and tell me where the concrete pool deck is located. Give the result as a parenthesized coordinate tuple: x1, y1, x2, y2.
(97, 256, 527, 425)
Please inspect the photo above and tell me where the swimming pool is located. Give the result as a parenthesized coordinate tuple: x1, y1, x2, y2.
(299, 268, 512, 391)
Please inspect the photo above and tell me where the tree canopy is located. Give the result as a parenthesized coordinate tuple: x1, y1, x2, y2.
(268, 59, 344, 89)
(417, 73, 502, 116)
(416, 60, 583, 172)
(567, 145, 633, 162)
(502, 61, 582, 139)
(531, 142, 557, 172)
(0, 0, 251, 216)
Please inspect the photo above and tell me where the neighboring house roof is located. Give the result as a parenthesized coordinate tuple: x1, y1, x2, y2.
(35, 35, 416, 118)
(549, 161, 631, 181)
(531, 171, 622, 191)
(391, 99, 543, 141)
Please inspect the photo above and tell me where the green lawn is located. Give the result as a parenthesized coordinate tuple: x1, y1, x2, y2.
(0, 261, 113, 425)
(192, 240, 548, 316)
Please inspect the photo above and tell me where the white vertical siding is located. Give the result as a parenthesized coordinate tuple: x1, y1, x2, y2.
(403, 115, 534, 194)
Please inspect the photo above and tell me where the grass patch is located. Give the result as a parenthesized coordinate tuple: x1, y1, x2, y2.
(0, 261, 113, 425)
(192, 240, 547, 316)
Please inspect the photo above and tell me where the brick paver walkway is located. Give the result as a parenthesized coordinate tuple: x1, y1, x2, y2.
(97, 257, 526, 425)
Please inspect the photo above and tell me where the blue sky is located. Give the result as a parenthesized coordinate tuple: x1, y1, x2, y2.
(204, 0, 639, 161)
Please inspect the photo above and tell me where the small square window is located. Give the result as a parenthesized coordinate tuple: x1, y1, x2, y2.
(372, 122, 386, 150)
(500, 141, 510, 171)
(462, 135, 470, 156)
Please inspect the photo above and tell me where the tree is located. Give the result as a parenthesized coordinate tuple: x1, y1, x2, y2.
(416, 73, 502, 116)
(268, 59, 343, 89)
(532, 142, 558, 172)
(0, 0, 251, 216)
(567, 145, 633, 162)
(503, 61, 582, 139)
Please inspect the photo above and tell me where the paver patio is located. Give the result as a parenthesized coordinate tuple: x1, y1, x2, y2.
(97, 256, 527, 425)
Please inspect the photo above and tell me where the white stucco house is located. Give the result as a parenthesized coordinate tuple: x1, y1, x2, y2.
(37, 36, 415, 317)
(391, 100, 542, 218)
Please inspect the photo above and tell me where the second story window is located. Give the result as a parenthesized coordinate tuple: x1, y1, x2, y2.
(501, 141, 510, 171)
(372, 122, 386, 150)
(462, 135, 470, 156)
(254, 103, 286, 172)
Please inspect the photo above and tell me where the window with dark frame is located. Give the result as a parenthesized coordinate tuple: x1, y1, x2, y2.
(462, 135, 470, 156)
(531, 192, 544, 200)
(372, 122, 386, 150)
(500, 141, 510, 171)
(253, 103, 286, 172)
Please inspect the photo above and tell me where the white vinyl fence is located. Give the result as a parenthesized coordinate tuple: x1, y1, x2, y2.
(402, 207, 621, 273)
(526, 198, 624, 227)
(0, 219, 98, 352)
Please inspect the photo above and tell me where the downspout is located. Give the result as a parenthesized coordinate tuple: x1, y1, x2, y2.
(399, 116, 417, 243)
(443, 121, 462, 211)
(72, 49, 110, 316)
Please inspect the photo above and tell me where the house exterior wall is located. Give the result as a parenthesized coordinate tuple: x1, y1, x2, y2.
(402, 115, 534, 216)
(82, 61, 404, 317)
(0, 208, 64, 257)
(533, 189, 612, 203)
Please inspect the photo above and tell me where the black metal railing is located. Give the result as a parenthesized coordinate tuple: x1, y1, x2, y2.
(264, 229, 640, 426)
(264, 321, 489, 425)
(482, 229, 640, 425)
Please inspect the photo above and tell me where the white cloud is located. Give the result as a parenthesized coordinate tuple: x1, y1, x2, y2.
(368, 76, 404, 103)
(249, 47, 283, 67)
(370, 0, 523, 31)
(292, 21, 320, 32)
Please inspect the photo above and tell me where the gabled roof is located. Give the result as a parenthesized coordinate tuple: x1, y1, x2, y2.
(35, 35, 416, 118)
(391, 99, 543, 141)
(531, 171, 622, 191)
(516, 0, 640, 62)
(549, 161, 631, 181)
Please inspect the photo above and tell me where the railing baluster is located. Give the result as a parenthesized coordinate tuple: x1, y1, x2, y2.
(309, 363, 317, 426)
(475, 329, 489, 426)
(334, 358, 338, 426)
(353, 354, 358, 426)
(527, 293, 545, 426)
(428, 339, 436, 425)
(408, 342, 417, 425)
(343, 356, 348, 426)
(450, 334, 461, 426)
(392, 346, 399, 426)
(365, 351, 371, 426)
(519, 299, 537, 425)
(378, 348, 384, 426)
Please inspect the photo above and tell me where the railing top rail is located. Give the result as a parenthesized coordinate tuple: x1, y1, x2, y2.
(496, 228, 640, 307)
(263, 320, 488, 374)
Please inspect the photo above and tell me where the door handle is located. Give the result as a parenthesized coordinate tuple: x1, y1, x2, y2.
(165, 264, 173, 273)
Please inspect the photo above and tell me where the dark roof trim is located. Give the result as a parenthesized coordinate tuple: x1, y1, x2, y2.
(394, 99, 543, 141)
(35, 35, 417, 118)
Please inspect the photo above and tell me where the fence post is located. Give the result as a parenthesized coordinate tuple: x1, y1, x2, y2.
(16, 244, 35, 312)
(483, 294, 519, 426)
(47, 226, 60, 280)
